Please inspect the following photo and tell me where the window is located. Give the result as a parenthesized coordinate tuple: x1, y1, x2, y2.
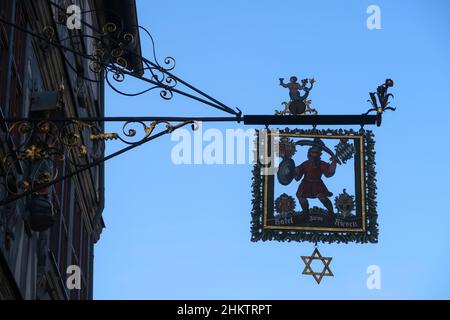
(72, 202, 81, 261)
(8, 70, 22, 118)
(81, 220, 90, 299)
(13, 0, 27, 75)
(49, 195, 61, 263)
(6, 1, 28, 117)
(0, 1, 12, 20)
(59, 227, 68, 279)
(0, 21, 8, 109)
(56, 166, 72, 276)
(70, 253, 80, 300)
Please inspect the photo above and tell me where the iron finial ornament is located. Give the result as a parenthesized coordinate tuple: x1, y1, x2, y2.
(365, 78, 396, 126)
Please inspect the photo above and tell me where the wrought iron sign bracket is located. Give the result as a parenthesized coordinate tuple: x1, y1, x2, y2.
(0, 6, 396, 247)
(0, 117, 198, 206)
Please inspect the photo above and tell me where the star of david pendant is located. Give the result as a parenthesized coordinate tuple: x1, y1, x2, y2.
(301, 248, 334, 284)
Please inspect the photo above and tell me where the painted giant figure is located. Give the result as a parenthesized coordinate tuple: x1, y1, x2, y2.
(295, 141, 337, 215)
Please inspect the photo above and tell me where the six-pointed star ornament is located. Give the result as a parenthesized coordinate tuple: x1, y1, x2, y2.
(301, 248, 334, 284)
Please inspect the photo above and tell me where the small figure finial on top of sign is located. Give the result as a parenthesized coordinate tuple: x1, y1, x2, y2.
(276, 76, 317, 115)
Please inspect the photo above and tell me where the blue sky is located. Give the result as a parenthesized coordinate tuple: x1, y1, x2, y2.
(94, 0, 450, 299)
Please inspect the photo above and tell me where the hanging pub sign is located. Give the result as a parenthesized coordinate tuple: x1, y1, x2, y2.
(251, 127, 377, 244)
(250, 77, 394, 246)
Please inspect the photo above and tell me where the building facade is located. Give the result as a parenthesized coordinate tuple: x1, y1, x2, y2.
(0, 0, 141, 299)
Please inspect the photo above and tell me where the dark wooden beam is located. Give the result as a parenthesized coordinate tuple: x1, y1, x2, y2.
(243, 114, 377, 126)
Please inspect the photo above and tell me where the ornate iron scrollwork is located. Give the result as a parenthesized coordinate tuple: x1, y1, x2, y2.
(0, 118, 198, 204)
(38, 1, 240, 116)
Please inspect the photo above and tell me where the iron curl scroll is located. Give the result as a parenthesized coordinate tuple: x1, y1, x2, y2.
(0, 1, 241, 116)
(48, 1, 179, 98)
(39, 1, 239, 116)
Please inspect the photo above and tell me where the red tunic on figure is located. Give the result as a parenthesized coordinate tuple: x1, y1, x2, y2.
(295, 160, 336, 199)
